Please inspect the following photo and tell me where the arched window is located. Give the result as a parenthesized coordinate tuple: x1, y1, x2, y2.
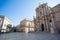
(49, 19, 52, 22)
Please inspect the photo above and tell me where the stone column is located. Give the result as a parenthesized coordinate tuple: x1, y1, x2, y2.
(42, 17, 46, 32)
(45, 16, 49, 32)
(38, 23, 40, 32)
(36, 22, 39, 32)
(39, 20, 42, 31)
(45, 6, 49, 32)
(42, 7, 46, 32)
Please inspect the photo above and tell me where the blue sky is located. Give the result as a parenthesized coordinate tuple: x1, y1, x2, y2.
(0, 0, 60, 25)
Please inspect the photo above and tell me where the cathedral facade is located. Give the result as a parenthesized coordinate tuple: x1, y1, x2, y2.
(34, 3, 60, 33)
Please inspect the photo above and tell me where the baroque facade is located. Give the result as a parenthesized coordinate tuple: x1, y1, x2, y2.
(18, 18, 34, 33)
(34, 3, 60, 33)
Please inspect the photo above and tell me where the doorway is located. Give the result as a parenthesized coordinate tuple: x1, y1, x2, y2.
(41, 24, 44, 32)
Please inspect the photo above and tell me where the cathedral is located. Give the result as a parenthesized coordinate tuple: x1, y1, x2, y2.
(34, 3, 60, 33)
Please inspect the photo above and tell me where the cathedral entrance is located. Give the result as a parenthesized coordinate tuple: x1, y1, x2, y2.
(41, 24, 44, 32)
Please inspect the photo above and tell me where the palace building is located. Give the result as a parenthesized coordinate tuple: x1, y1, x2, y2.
(18, 18, 34, 33)
(34, 3, 60, 33)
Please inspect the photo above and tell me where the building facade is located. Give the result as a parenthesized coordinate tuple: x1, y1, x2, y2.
(18, 18, 34, 33)
(34, 3, 60, 33)
(0, 16, 13, 32)
(52, 4, 60, 33)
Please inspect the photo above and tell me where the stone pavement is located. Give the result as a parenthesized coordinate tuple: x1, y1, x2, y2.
(0, 32, 60, 40)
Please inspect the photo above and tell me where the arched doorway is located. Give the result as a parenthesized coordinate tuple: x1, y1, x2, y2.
(41, 24, 44, 32)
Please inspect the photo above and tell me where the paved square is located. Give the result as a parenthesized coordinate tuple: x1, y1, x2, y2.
(0, 32, 60, 40)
